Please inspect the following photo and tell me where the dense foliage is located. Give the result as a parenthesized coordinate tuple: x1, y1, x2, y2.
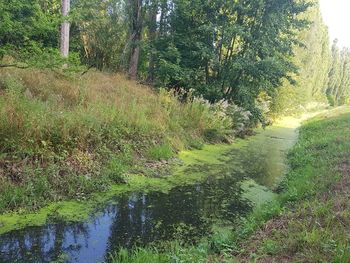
(327, 40, 350, 106)
(0, 0, 62, 66)
(272, 0, 330, 115)
(0, 0, 319, 120)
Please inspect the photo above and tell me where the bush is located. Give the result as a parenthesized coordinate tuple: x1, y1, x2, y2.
(225, 104, 253, 137)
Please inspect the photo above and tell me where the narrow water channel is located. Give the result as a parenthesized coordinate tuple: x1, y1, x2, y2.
(0, 121, 299, 263)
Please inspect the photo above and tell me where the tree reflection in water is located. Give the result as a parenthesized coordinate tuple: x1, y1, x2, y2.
(1, 125, 293, 263)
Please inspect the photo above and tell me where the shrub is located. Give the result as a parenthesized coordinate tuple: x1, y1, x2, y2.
(225, 104, 253, 137)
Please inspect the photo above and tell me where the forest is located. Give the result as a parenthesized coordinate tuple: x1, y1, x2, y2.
(2, 0, 350, 117)
(1, 0, 350, 262)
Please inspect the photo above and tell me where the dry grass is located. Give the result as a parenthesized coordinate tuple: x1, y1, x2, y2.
(0, 67, 230, 212)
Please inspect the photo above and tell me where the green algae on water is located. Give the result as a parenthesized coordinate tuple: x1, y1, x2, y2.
(0, 113, 315, 235)
(0, 144, 236, 235)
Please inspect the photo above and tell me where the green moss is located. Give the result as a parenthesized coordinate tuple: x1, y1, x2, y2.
(0, 143, 236, 235)
(0, 201, 96, 235)
(241, 179, 276, 208)
(178, 144, 235, 166)
(0, 109, 329, 238)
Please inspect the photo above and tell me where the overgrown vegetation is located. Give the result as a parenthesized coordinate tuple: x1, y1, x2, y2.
(236, 108, 350, 262)
(327, 40, 350, 106)
(1, 0, 350, 261)
(1, 0, 324, 121)
(107, 107, 350, 262)
(272, 0, 331, 116)
(0, 68, 253, 213)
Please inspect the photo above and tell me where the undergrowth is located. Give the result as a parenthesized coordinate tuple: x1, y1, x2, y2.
(0, 68, 251, 213)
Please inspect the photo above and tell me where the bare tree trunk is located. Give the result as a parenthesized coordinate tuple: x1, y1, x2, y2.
(128, 0, 143, 79)
(60, 0, 70, 58)
(147, 1, 158, 83)
(128, 38, 141, 79)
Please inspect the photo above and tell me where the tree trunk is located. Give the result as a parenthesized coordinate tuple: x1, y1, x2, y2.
(147, 1, 158, 83)
(60, 0, 70, 58)
(128, 0, 143, 79)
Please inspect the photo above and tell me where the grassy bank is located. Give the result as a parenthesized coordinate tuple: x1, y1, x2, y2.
(108, 107, 350, 262)
(0, 68, 253, 214)
(0, 143, 237, 235)
(236, 107, 350, 262)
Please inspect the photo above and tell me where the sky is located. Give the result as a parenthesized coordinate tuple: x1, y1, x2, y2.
(319, 0, 350, 48)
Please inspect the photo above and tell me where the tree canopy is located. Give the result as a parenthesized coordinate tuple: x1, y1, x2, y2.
(1, 0, 348, 119)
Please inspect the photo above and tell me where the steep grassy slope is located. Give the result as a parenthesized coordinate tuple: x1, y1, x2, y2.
(0, 68, 232, 213)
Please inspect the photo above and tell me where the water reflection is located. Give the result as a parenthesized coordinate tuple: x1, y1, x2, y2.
(0, 174, 250, 263)
(0, 126, 296, 263)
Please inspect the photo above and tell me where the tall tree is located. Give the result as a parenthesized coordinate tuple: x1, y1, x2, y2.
(146, 0, 158, 83)
(327, 41, 350, 105)
(60, 0, 70, 58)
(148, 0, 310, 119)
(272, 0, 331, 115)
(128, 0, 143, 79)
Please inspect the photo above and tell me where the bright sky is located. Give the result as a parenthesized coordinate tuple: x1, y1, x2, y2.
(319, 0, 350, 48)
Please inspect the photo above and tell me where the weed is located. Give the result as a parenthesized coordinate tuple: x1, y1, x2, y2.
(0, 68, 242, 213)
(259, 239, 281, 255)
(187, 139, 204, 150)
(147, 144, 174, 161)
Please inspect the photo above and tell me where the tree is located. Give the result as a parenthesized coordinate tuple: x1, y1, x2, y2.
(146, 0, 158, 83)
(271, 0, 331, 115)
(60, 0, 70, 58)
(327, 41, 350, 105)
(128, 0, 143, 79)
(0, 0, 60, 60)
(147, 0, 310, 121)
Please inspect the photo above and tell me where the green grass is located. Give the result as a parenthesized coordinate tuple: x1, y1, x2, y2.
(146, 143, 174, 161)
(110, 248, 169, 263)
(0, 142, 239, 235)
(110, 243, 212, 263)
(0, 68, 233, 214)
(108, 107, 350, 263)
(236, 107, 350, 262)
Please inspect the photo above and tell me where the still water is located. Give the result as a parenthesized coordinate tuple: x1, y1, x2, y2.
(0, 123, 298, 263)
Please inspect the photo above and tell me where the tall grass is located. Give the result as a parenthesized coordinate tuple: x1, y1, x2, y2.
(109, 241, 211, 263)
(0, 68, 233, 213)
